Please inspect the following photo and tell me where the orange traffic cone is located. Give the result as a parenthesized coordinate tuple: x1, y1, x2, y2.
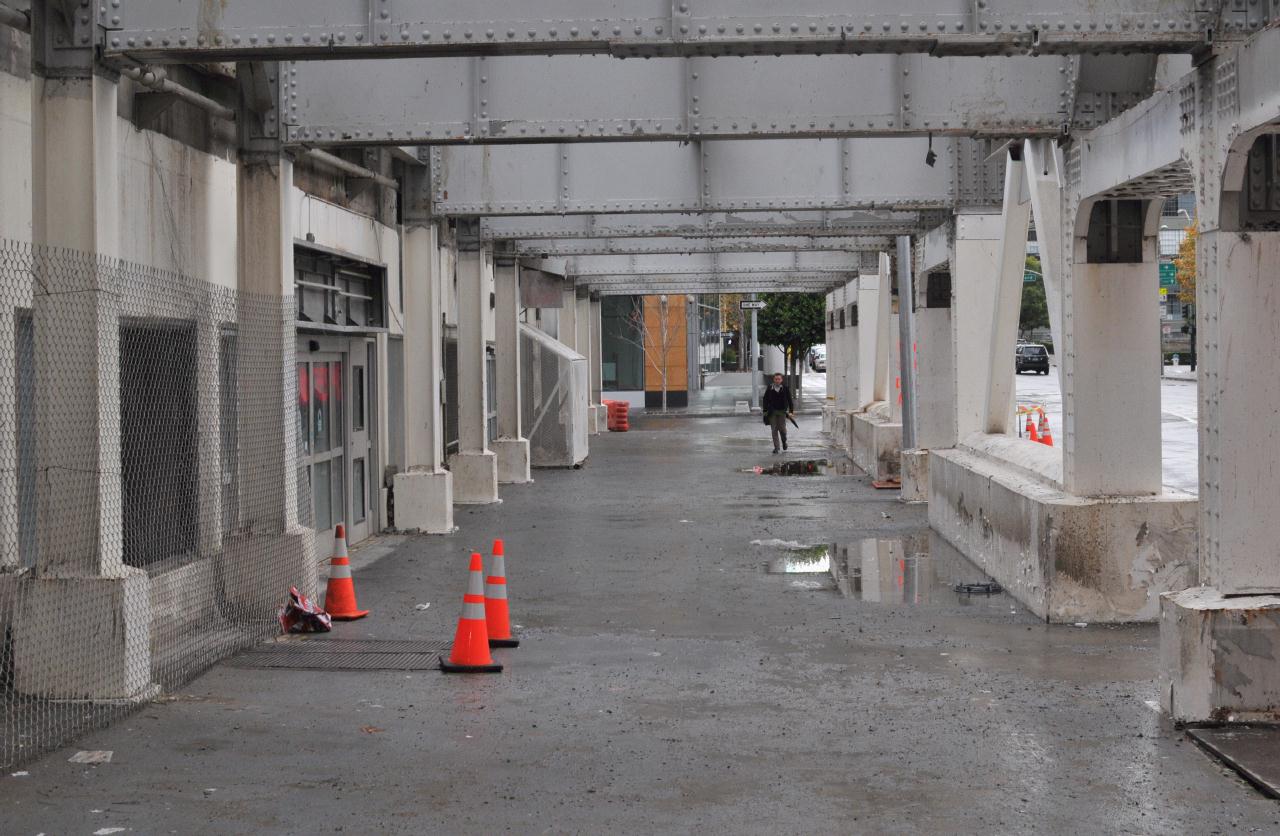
(1038, 411, 1054, 447)
(1025, 413, 1040, 443)
(485, 539, 519, 648)
(440, 553, 503, 673)
(323, 523, 369, 620)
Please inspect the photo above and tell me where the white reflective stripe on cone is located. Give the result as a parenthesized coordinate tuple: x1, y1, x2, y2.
(333, 537, 349, 560)
(467, 571, 485, 596)
(462, 602, 487, 620)
(328, 561, 352, 579)
(485, 581, 508, 600)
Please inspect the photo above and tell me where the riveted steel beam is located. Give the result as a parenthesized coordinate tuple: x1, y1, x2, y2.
(510, 236, 890, 256)
(583, 273, 852, 295)
(564, 251, 862, 277)
(432, 138, 975, 215)
(281, 53, 1089, 145)
(480, 210, 937, 240)
(99, 1, 1239, 62)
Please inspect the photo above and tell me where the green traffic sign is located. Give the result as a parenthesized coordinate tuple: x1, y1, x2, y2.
(1023, 272, 1037, 283)
(1159, 262, 1177, 287)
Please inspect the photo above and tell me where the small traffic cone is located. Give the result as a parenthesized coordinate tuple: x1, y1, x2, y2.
(485, 539, 519, 648)
(1025, 413, 1040, 443)
(440, 553, 503, 674)
(323, 524, 369, 620)
(1038, 411, 1054, 447)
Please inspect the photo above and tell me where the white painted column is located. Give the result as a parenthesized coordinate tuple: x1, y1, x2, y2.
(841, 278, 860, 410)
(984, 148, 1035, 435)
(856, 274, 879, 411)
(1061, 201, 1162, 498)
(951, 211, 1003, 440)
(872, 253, 893, 403)
(1026, 140, 1067, 390)
(589, 294, 605, 429)
(448, 239, 499, 504)
(826, 289, 843, 409)
(574, 289, 598, 433)
(393, 218, 454, 531)
(492, 256, 531, 483)
(559, 282, 578, 349)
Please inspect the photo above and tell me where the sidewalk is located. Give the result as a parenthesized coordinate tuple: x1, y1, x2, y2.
(1, 411, 1271, 834)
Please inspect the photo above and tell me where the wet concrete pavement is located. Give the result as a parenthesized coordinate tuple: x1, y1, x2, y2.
(3, 411, 1276, 834)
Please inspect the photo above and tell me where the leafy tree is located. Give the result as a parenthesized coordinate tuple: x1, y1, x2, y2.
(1019, 255, 1049, 338)
(1174, 222, 1197, 304)
(757, 293, 826, 376)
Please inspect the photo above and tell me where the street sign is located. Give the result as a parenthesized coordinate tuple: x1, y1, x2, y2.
(740, 300, 766, 310)
(1159, 262, 1177, 287)
(1023, 272, 1038, 283)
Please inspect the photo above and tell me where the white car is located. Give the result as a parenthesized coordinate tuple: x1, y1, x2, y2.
(809, 345, 827, 372)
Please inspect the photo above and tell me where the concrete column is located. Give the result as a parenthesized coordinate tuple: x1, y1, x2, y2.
(492, 257, 531, 483)
(393, 220, 454, 531)
(1026, 140, 1067, 390)
(984, 148, 1034, 435)
(449, 240, 499, 504)
(559, 282, 578, 349)
(589, 294, 605, 429)
(1161, 228, 1280, 722)
(826, 289, 842, 410)
(1061, 200, 1162, 497)
(574, 289, 598, 433)
(841, 279, 860, 410)
(13, 49, 153, 699)
(856, 274, 879, 411)
(951, 212, 1003, 440)
(872, 253, 893, 403)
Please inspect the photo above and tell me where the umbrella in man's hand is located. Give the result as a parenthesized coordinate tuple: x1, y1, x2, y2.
(787, 414, 799, 430)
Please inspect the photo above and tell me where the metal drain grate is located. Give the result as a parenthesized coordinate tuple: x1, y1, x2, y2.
(227, 638, 453, 671)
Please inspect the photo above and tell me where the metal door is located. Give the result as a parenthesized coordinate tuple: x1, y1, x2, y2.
(297, 352, 346, 548)
(345, 340, 374, 544)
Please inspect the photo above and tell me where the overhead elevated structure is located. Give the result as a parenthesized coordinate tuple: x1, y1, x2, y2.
(98, 2, 1257, 61)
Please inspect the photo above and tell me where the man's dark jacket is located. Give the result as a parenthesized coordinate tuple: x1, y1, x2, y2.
(762, 383, 794, 418)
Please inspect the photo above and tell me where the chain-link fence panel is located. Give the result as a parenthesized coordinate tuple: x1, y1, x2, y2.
(0, 240, 317, 770)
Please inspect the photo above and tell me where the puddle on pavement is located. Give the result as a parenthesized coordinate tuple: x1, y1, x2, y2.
(753, 532, 1016, 610)
(744, 456, 858, 477)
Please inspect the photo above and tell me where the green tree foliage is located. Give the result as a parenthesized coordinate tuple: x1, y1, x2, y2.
(1174, 222, 1197, 304)
(757, 293, 826, 370)
(1019, 255, 1050, 337)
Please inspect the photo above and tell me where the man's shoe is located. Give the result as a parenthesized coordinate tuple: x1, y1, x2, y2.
(782, 438, 788, 451)
(772, 448, 780, 454)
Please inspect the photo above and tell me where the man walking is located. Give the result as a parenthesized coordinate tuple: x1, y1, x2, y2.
(762, 372, 795, 454)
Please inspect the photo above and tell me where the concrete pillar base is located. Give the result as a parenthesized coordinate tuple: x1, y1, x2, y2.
(12, 570, 158, 700)
(821, 405, 834, 435)
(929, 435, 1197, 623)
(588, 405, 603, 435)
(828, 409, 851, 452)
(393, 468, 455, 533)
(493, 438, 532, 484)
(1160, 588, 1280, 724)
(900, 449, 929, 503)
(849, 404, 902, 482)
(449, 451, 500, 504)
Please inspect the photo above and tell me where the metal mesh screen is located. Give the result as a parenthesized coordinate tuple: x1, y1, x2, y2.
(0, 240, 317, 770)
(520, 323, 588, 467)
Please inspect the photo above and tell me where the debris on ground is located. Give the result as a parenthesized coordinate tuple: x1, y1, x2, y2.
(69, 750, 113, 764)
(414, 603, 431, 611)
(954, 581, 1003, 595)
(278, 586, 332, 633)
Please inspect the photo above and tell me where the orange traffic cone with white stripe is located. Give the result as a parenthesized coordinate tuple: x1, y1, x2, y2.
(1038, 411, 1054, 447)
(485, 539, 518, 648)
(323, 523, 369, 620)
(1025, 413, 1040, 443)
(440, 553, 503, 674)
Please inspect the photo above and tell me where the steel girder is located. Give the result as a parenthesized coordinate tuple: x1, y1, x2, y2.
(583, 274, 853, 295)
(431, 137, 1003, 215)
(510, 235, 889, 256)
(97, 1, 1257, 62)
(563, 251, 862, 277)
(284, 54, 1086, 145)
(479, 210, 938, 240)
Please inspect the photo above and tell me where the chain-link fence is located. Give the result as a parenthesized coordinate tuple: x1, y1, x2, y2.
(0, 240, 317, 770)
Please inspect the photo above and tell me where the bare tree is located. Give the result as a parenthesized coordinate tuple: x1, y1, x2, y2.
(617, 295, 678, 412)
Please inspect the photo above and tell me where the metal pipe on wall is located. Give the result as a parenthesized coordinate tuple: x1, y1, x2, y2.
(119, 64, 237, 121)
(302, 149, 399, 191)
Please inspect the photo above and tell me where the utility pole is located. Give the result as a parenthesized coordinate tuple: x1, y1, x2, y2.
(750, 293, 760, 410)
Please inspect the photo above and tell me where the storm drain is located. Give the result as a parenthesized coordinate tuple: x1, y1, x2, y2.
(226, 638, 452, 671)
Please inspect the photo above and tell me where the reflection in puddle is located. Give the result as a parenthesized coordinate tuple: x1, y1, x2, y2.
(757, 533, 1013, 610)
(744, 456, 858, 477)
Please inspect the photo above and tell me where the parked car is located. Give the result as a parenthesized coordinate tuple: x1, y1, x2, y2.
(1015, 343, 1050, 375)
(809, 344, 827, 372)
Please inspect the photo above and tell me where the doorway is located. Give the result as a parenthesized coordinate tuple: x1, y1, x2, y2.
(296, 337, 375, 550)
